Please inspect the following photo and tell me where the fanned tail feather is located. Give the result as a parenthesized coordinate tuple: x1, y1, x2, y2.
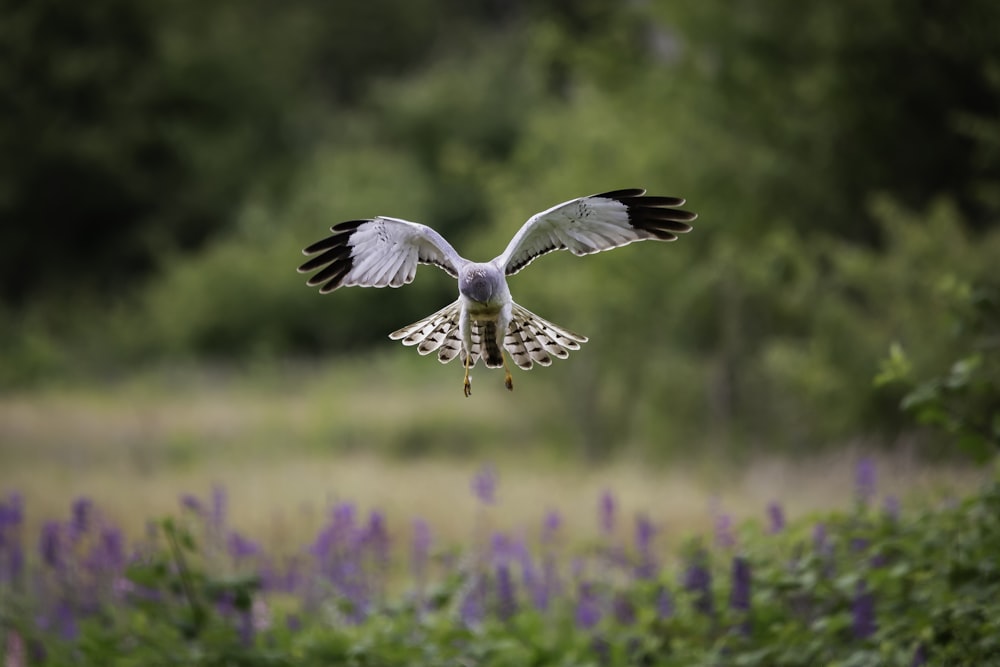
(388, 300, 483, 366)
(504, 302, 588, 370)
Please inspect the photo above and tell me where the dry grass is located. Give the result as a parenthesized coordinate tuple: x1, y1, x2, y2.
(0, 362, 991, 558)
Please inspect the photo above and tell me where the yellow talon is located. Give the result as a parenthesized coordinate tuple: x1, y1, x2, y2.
(503, 353, 513, 392)
(463, 353, 472, 397)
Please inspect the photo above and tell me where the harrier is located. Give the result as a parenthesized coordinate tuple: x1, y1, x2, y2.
(298, 189, 696, 396)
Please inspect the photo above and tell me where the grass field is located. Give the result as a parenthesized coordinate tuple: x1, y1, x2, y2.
(1, 360, 986, 561)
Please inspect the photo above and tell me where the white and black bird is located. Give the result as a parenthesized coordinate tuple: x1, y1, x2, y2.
(298, 189, 696, 396)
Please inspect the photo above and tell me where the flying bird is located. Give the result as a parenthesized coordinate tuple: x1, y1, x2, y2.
(298, 189, 696, 396)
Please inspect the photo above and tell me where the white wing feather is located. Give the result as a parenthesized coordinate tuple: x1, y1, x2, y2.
(493, 189, 696, 276)
(298, 216, 466, 293)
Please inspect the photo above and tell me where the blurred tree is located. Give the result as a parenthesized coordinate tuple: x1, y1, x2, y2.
(0, 0, 542, 308)
(0, 0, 303, 305)
(657, 1, 1000, 243)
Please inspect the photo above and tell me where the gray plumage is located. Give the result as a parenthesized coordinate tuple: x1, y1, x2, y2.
(298, 188, 696, 394)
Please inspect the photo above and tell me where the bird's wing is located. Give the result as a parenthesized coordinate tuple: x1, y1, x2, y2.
(493, 189, 696, 276)
(298, 216, 466, 293)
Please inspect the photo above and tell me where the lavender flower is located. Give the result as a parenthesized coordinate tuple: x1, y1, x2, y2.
(634, 513, 658, 580)
(410, 518, 431, 582)
(612, 593, 636, 626)
(541, 510, 561, 544)
(495, 563, 517, 620)
(856, 458, 877, 506)
(714, 512, 736, 550)
(471, 464, 497, 505)
(575, 582, 602, 629)
(852, 580, 876, 640)
(1, 493, 23, 528)
(180, 494, 204, 514)
(729, 556, 752, 635)
(39, 522, 62, 569)
(458, 577, 485, 628)
(681, 550, 714, 617)
(70, 497, 93, 540)
(227, 532, 261, 561)
(364, 510, 390, 572)
(766, 502, 785, 534)
(655, 585, 674, 619)
(599, 491, 616, 536)
(55, 601, 78, 642)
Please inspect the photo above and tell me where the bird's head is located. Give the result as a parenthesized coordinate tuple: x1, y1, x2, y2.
(459, 264, 499, 304)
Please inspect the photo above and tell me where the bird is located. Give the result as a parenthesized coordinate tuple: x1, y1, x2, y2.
(298, 188, 696, 396)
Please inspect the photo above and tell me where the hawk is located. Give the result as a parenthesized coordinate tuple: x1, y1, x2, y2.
(298, 189, 696, 396)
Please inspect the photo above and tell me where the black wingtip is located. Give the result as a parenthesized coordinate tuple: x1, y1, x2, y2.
(597, 189, 697, 236)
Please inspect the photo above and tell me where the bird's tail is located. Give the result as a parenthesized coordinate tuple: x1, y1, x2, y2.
(389, 300, 467, 364)
(388, 300, 500, 368)
(504, 302, 588, 370)
(389, 300, 588, 370)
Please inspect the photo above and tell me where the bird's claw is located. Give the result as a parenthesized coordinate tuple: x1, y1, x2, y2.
(504, 372, 513, 392)
(464, 376, 472, 397)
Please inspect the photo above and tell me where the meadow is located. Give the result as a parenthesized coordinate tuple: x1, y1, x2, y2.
(2, 362, 996, 666)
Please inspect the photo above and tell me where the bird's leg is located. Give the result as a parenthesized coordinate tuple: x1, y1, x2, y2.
(463, 353, 472, 397)
(503, 352, 513, 392)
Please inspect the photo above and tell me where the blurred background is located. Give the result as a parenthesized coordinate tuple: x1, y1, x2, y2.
(2, 0, 998, 546)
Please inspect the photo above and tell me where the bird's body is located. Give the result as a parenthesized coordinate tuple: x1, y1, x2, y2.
(298, 189, 696, 395)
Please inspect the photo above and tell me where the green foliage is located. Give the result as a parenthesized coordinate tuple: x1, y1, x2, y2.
(877, 276, 1000, 461)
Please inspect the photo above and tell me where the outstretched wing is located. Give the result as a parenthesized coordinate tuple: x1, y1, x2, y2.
(493, 189, 696, 276)
(298, 216, 466, 293)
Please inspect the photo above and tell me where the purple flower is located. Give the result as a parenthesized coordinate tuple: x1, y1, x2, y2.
(655, 585, 674, 618)
(612, 593, 636, 626)
(766, 502, 785, 534)
(681, 550, 713, 617)
(599, 491, 616, 536)
(714, 512, 736, 550)
(100, 526, 125, 571)
(410, 518, 431, 581)
(227, 531, 261, 561)
(729, 556, 752, 617)
(856, 458, 877, 505)
(364, 511, 390, 570)
(471, 464, 497, 505)
(634, 514, 658, 580)
(495, 563, 517, 620)
(55, 601, 78, 642)
(71, 497, 93, 540)
(911, 643, 927, 666)
(39, 522, 62, 569)
(1, 493, 23, 528)
(542, 510, 562, 543)
(852, 580, 876, 640)
(180, 494, 204, 513)
(575, 583, 602, 629)
(459, 577, 485, 627)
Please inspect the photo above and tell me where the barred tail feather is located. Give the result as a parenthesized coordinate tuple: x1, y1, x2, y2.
(388, 300, 488, 367)
(504, 302, 588, 370)
(389, 300, 465, 364)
